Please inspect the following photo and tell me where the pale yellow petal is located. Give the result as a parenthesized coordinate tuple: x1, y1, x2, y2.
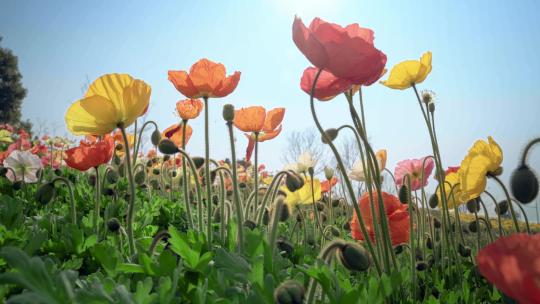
(85, 74, 134, 116)
(65, 96, 118, 135)
(122, 79, 151, 127)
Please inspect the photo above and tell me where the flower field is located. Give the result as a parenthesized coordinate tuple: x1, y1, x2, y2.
(1, 13, 540, 304)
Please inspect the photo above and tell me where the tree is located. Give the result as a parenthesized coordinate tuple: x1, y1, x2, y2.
(0, 36, 31, 132)
(281, 128, 329, 174)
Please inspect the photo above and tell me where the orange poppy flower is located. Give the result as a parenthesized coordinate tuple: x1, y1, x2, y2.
(147, 149, 157, 159)
(176, 99, 203, 120)
(168, 59, 241, 99)
(350, 191, 409, 245)
(233, 107, 285, 161)
(64, 135, 115, 171)
(321, 176, 338, 193)
(162, 123, 193, 147)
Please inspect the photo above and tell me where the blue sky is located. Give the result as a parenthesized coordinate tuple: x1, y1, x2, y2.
(2, 0, 540, 217)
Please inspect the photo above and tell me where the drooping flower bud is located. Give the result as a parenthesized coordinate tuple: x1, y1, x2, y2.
(433, 218, 441, 229)
(321, 128, 338, 144)
(54, 168, 62, 176)
(428, 194, 438, 209)
(151, 129, 161, 146)
(107, 218, 121, 233)
(163, 155, 171, 162)
(274, 280, 305, 304)
(152, 168, 160, 175)
(222, 104, 235, 122)
(104, 187, 116, 196)
(468, 220, 478, 233)
(285, 174, 304, 192)
(338, 242, 370, 272)
(324, 166, 334, 180)
(0, 167, 7, 177)
(342, 221, 350, 231)
(458, 243, 471, 257)
(113, 154, 122, 166)
(416, 261, 428, 271)
(192, 157, 205, 169)
(243, 220, 257, 230)
(316, 201, 325, 211)
(510, 165, 539, 204)
(399, 184, 410, 204)
(158, 139, 179, 155)
(88, 174, 96, 187)
(495, 200, 508, 215)
(276, 239, 294, 257)
(330, 226, 340, 237)
(35, 182, 56, 205)
(115, 143, 123, 151)
(466, 198, 480, 213)
(106, 169, 119, 184)
(278, 202, 290, 222)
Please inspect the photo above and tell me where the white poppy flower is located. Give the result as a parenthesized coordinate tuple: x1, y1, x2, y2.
(3, 150, 43, 183)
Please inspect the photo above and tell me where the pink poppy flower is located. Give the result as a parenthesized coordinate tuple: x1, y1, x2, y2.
(394, 157, 434, 191)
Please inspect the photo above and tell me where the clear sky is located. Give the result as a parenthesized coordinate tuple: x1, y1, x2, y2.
(2, 0, 540, 218)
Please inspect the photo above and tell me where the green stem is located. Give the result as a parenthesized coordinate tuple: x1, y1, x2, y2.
(489, 175, 521, 233)
(203, 97, 212, 246)
(181, 120, 194, 229)
(51, 176, 77, 225)
(93, 166, 101, 235)
(226, 121, 244, 252)
(120, 125, 137, 256)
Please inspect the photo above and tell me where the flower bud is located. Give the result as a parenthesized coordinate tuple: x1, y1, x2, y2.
(307, 167, 314, 177)
(324, 166, 334, 180)
(495, 200, 508, 215)
(321, 128, 338, 144)
(338, 242, 370, 272)
(278, 203, 290, 222)
(285, 174, 304, 192)
(212, 195, 219, 205)
(510, 165, 539, 204)
(115, 143, 123, 151)
(134, 170, 146, 185)
(394, 244, 404, 255)
(150, 179, 160, 190)
(342, 221, 350, 231)
(104, 188, 116, 196)
(330, 226, 340, 237)
(0, 167, 7, 177)
(222, 104, 235, 122)
(316, 201, 325, 211)
(163, 155, 171, 162)
(146, 160, 153, 167)
(151, 129, 161, 146)
(213, 209, 222, 222)
(106, 169, 119, 184)
(458, 244, 471, 257)
(263, 208, 270, 225)
(468, 220, 478, 233)
(35, 182, 56, 205)
(113, 154, 122, 166)
(54, 168, 62, 176)
(88, 174, 96, 186)
(118, 163, 126, 177)
(274, 280, 305, 304)
(158, 139, 179, 155)
(416, 261, 428, 271)
(428, 194, 439, 209)
(192, 157, 205, 169)
(428, 102, 435, 113)
(320, 212, 327, 223)
(426, 236, 433, 249)
(243, 220, 257, 230)
(152, 168, 160, 175)
(107, 218, 121, 233)
(433, 218, 441, 229)
(399, 184, 410, 204)
(276, 239, 294, 257)
(332, 198, 341, 207)
(466, 198, 480, 213)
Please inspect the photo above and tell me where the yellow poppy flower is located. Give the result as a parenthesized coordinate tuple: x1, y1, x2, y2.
(65, 74, 151, 135)
(380, 51, 432, 90)
(281, 177, 322, 208)
(0, 130, 13, 143)
(458, 137, 503, 202)
(437, 172, 465, 208)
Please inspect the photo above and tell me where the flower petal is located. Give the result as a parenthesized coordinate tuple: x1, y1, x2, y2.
(65, 96, 119, 135)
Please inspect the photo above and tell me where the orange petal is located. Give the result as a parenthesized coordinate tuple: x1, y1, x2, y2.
(162, 123, 193, 147)
(176, 99, 203, 120)
(258, 125, 282, 142)
(168, 70, 199, 98)
(263, 107, 285, 132)
(189, 59, 226, 97)
(213, 71, 241, 97)
(233, 106, 266, 132)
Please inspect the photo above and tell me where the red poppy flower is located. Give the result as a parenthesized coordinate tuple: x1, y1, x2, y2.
(64, 135, 115, 171)
(162, 123, 193, 147)
(293, 17, 387, 85)
(168, 59, 241, 99)
(476, 233, 540, 304)
(321, 176, 338, 193)
(350, 191, 409, 245)
(300, 67, 352, 101)
(176, 99, 204, 120)
(445, 166, 460, 176)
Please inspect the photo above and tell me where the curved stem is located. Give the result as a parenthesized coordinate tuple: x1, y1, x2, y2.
(203, 97, 212, 246)
(51, 176, 77, 225)
(120, 125, 137, 256)
(309, 68, 381, 275)
(520, 137, 540, 166)
(133, 120, 158, 165)
(489, 175, 520, 233)
(483, 190, 505, 237)
(181, 120, 194, 229)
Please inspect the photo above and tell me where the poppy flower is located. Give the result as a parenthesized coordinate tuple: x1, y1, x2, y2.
(2, 150, 43, 183)
(349, 149, 387, 182)
(147, 149, 157, 159)
(476, 233, 540, 304)
(445, 166, 460, 176)
(281, 177, 322, 208)
(65, 74, 151, 135)
(394, 156, 435, 191)
(293, 17, 387, 85)
(234, 107, 285, 161)
(64, 136, 114, 171)
(350, 191, 409, 245)
(380, 52, 432, 90)
(321, 176, 338, 193)
(458, 136, 503, 202)
(168, 58, 241, 99)
(300, 67, 352, 100)
(176, 99, 204, 120)
(296, 151, 317, 173)
(0, 129, 13, 143)
(162, 123, 193, 147)
(112, 130, 135, 157)
(437, 171, 465, 208)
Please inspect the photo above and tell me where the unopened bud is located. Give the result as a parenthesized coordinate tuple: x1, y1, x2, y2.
(107, 218, 121, 233)
(285, 174, 304, 192)
(222, 104, 235, 122)
(274, 280, 305, 304)
(338, 242, 370, 272)
(134, 170, 146, 185)
(510, 165, 539, 204)
(151, 129, 161, 146)
(106, 169, 119, 184)
(158, 139, 179, 155)
(35, 182, 56, 205)
(399, 184, 410, 204)
(324, 166, 334, 180)
(321, 128, 338, 144)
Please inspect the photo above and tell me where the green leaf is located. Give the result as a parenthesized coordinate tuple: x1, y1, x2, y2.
(134, 277, 157, 304)
(117, 263, 145, 274)
(90, 243, 119, 277)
